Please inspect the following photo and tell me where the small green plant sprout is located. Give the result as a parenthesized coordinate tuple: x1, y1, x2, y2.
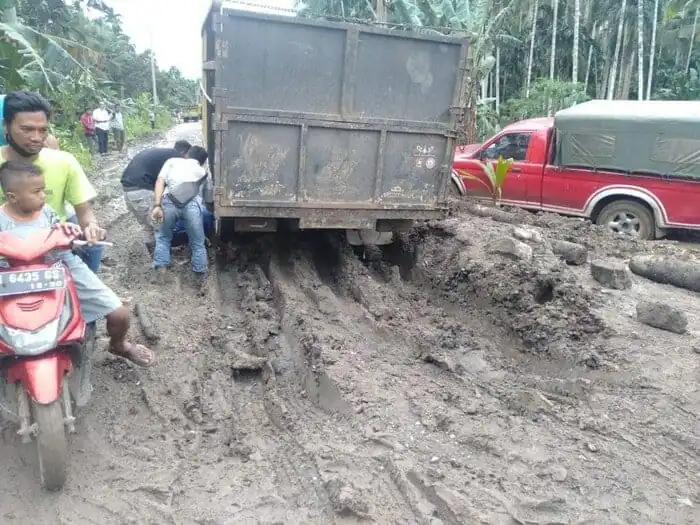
(458, 156, 514, 206)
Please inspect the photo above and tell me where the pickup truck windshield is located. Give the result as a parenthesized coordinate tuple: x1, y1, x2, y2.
(483, 133, 532, 162)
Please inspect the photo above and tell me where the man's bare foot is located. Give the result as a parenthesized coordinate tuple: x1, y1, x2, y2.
(108, 342, 154, 367)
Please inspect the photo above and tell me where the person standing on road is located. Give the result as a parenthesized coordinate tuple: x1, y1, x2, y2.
(151, 145, 212, 277)
(149, 109, 156, 130)
(93, 101, 111, 155)
(121, 140, 191, 253)
(0, 91, 106, 274)
(111, 105, 125, 153)
(80, 108, 96, 153)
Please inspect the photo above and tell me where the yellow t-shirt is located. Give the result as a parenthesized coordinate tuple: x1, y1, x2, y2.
(0, 148, 97, 220)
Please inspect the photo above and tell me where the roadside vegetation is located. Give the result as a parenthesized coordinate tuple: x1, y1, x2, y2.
(301, 0, 700, 141)
(0, 0, 197, 169)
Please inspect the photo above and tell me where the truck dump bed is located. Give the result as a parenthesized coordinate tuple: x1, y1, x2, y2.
(201, 3, 468, 230)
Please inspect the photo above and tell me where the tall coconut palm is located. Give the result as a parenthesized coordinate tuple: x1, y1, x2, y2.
(647, 0, 660, 99)
(637, 0, 644, 100)
(608, 0, 628, 99)
(572, 0, 581, 82)
(526, 0, 539, 96)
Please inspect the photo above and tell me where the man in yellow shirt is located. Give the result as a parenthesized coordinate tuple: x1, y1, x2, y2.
(0, 91, 105, 272)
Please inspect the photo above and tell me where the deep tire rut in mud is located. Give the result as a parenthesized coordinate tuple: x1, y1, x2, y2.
(0, 125, 696, 524)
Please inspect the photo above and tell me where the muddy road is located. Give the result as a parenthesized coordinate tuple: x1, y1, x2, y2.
(1, 123, 697, 524)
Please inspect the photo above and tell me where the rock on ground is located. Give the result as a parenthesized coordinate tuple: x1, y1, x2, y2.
(636, 301, 688, 334)
(511, 226, 544, 244)
(591, 259, 632, 290)
(551, 240, 588, 266)
(488, 236, 533, 261)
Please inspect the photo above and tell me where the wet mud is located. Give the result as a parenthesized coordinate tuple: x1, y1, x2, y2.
(0, 124, 697, 524)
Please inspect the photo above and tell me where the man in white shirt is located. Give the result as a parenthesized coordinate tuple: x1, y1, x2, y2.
(112, 105, 125, 152)
(151, 145, 212, 276)
(92, 101, 111, 155)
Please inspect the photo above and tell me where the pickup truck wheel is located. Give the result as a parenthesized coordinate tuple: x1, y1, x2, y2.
(448, 181, 462, 199)
(596, 200, 654, 240)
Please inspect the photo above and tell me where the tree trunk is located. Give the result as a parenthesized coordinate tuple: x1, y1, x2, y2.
(376, 0, 386, 23)
(646, 0, 659, 99)
(585, 22, 596, 90)
(607, 0, 627, 100)
(549, 0, 559, 80)
(495, 46, 500, 114)
(637, 0, 644, 100)
(622, 48, 635, 100)
(526, 0, 539, 97)
(686, 8, 699, 73)
(572, 0, 581, 82)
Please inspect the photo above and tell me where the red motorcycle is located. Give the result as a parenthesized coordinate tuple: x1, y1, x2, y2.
(0, 227, 109, 490)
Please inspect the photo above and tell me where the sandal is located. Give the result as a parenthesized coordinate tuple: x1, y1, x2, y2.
(109, 342, 155, 367)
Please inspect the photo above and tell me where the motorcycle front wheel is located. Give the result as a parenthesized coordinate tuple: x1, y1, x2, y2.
(31, 398, 68, 490)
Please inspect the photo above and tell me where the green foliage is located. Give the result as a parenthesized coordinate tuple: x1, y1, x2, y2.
(500, 79, 590, 122)
(0, 0, 192, 170)
(458, 155, 514, 204)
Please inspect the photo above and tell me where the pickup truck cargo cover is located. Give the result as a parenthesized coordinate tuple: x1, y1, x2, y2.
(554, 100, 700, 180)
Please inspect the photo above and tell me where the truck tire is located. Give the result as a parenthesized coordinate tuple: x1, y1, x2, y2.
(31, 398, 69, 491)
(596, 199, 654, 240)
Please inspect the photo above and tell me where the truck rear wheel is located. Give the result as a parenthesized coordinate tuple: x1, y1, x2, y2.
(596, 199, 654, 240)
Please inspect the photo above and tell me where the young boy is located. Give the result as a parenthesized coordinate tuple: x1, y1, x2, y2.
(0, 161, 154, 367)
(151, 145, 211, 277)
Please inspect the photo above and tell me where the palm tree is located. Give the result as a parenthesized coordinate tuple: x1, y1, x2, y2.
(526, 0, 539, 96)
(646, 0, 660, 99)
(572, 0, 581, 82)
(608, 0, 628, 99)
(637, 0, 644, 100)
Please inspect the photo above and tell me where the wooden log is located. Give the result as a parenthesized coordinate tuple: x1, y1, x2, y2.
(629, 254, 700, 293)
(133, 302, 160, 344)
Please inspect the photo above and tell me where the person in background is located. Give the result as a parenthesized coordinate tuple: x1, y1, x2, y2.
(151, 145, 211, 278)
(0, 91, 106, 274)
(149, 109, 156, 129)
(0, 161, 153, 367)
(80, 108, 96, 154)
(92, 101, 111, 155)
(111, 105, 125, 153)
(121, 140, 191, 254)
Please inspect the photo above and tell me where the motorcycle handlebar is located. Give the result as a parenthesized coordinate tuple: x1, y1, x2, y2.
(72, 240, 114, 248)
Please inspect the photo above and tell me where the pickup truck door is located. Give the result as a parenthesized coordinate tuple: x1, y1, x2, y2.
(481, 132, 534, 204)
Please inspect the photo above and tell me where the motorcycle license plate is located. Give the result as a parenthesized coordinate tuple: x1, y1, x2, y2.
(0, 267, 66, 297)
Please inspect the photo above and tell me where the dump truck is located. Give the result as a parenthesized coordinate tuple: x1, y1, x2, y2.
(200, 1, 469, 245)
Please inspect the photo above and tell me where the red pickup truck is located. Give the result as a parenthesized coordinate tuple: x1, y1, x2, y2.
(451, 100, 700, 240)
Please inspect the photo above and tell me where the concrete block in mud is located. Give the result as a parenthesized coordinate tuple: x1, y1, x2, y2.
(590, 260, 631, 290)
(629, 254, 700, 293)
(551, 240, 588, 266)
(488, 236, 533, 261)
(636, 301, 688, 334)
(511, 226, 544, 244)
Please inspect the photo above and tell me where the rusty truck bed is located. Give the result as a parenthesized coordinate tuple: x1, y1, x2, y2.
(201, 4, 468, 229)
